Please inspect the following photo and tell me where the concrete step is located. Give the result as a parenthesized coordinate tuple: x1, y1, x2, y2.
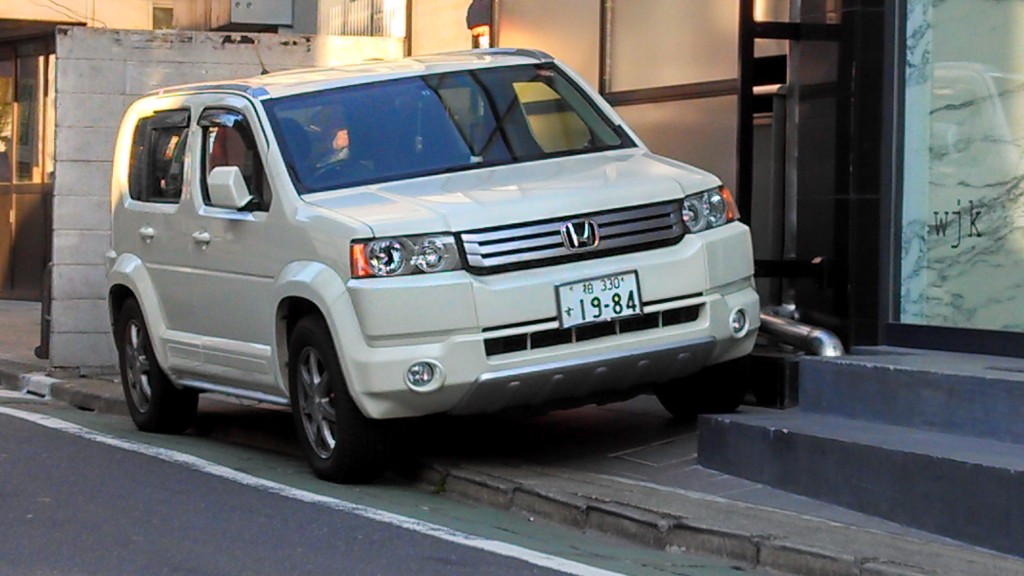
(800, 346, 1024, 443)
(698, 408, 1024, 558)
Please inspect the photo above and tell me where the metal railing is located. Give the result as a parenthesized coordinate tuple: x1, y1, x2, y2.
(758, 309, 845, 357)
(319, 0, 407, 37)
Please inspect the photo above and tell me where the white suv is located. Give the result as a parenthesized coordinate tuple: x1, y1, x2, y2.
(107, 49, 759, 483)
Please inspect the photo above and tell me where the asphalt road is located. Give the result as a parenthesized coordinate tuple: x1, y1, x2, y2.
(1, 411, 579, 576)
(0, 394, 763, 576)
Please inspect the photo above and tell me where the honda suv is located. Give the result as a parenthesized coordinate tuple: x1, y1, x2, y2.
(107, 49, 759, 483)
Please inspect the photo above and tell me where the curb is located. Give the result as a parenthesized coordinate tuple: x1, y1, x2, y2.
(5, 363, 1022, 576)
(399, 464, 1024, 576)
(49, 381, 130, 416)
(403, 464, 899, 576)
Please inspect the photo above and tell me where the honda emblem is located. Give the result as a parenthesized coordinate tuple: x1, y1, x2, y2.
(561, 219, 600, 251)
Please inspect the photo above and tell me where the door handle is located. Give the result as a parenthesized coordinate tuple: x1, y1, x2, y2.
(191, 230, 212, 247)
(139, 226, 155, 242)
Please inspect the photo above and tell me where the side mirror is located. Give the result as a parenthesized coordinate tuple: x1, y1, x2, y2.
(208, 166, 254, 210)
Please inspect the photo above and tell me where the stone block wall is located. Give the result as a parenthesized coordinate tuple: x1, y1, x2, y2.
(51, 26, 403, 370)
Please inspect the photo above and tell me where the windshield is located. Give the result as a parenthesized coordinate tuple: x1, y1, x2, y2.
(264, 63, 634, 194)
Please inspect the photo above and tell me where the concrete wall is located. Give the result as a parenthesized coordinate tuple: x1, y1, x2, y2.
(51, 26, 403, 370)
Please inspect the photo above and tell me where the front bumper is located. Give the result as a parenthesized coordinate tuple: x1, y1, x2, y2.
(332, 222, 759, 419)
(331, 281, 759, 419)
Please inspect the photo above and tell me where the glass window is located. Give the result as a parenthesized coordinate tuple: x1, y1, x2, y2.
(153, 6, 174, 30)
(128, 110, 190, 203)
(900, 0, 1024, 332)
(14, 55, 43, 184)
(44, 53, 55, 183)
(199, 109, 268, 210)
(0, 49, 13, 184)
(265, 64, 632, 194)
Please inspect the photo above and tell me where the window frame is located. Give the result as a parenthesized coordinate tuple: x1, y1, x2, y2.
(127, 108, 190, 205)
(197, 107, 270, 212)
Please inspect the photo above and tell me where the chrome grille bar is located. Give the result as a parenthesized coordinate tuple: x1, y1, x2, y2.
(460, 201, 684, 272)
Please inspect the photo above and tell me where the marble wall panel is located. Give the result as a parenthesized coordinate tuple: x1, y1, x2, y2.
(900, 0, 1024, 332)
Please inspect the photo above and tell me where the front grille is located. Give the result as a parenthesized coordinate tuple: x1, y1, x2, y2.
(483, 304, 702, 357)
(459, 201, 684, 274)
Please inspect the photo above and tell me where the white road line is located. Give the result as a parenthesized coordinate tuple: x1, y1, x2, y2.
(0, 406, 622, 576)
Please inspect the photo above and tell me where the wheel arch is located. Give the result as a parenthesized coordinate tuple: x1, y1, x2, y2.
(107, 254, 171, 368)
(272, 261, 363, 408)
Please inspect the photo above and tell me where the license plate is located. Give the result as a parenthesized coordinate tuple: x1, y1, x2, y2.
(556, 272, 642, 329)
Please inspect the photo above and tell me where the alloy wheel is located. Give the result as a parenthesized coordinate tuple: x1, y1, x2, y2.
(297, 346, 338, 459)
(123, 320, 153, 413)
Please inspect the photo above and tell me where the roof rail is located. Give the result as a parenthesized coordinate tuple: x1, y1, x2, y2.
(431, 48, 554, 62)
(476, 48, 554, 61)
(148, 82, 267, 99)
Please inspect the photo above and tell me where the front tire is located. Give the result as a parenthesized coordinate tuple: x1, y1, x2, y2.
(654, 356, 751, 420)
(115, 298, 198, 433)
(288, 316, 391, 484)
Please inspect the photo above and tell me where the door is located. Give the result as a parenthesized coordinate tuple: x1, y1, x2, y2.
(0, 41, 54, 302)
(184, 100, 279, 392)
(115, 106, 201, 370)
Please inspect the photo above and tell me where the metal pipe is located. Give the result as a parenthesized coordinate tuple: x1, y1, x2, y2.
(758, 312, 845, 357)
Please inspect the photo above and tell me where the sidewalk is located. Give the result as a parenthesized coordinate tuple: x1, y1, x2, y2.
(3, 300, 1022, 576)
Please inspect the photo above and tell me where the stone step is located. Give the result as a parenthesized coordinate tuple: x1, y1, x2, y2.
(698, 408, 1024, 558)
(799, 346, 1024, 444)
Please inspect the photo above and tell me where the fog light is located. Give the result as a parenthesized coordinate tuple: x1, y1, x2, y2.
(405, 361, 444, 393)
(730, 308, 749, 338)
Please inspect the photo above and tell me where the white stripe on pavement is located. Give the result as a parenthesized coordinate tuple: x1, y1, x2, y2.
(0, 405, 622, 576)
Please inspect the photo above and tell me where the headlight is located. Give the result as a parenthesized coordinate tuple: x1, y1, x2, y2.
(682, 186, 739, 233)
(351, 235, 461, 278)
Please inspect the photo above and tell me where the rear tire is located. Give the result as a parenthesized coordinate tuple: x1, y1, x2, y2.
(115, 298, 198, 433)
(288, 316, 391, 484)
(654, 356, 751, 420)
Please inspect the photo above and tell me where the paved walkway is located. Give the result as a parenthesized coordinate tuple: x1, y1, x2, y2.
(3, 300, 1022, 576)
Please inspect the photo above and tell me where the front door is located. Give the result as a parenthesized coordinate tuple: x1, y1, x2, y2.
(183, 98, 279, 393)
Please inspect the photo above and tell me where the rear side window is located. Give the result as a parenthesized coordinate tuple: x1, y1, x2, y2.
(128, 109, 190, 203)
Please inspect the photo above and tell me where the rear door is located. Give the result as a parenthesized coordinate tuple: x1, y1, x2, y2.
(114, 105, 203, 371)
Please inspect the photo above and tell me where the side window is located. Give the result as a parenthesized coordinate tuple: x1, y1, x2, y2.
(198, 108, 269, 211)
(128, 109, 190, 203)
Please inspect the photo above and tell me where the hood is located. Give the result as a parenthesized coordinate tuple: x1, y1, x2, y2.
(303, 150, 721, 237)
